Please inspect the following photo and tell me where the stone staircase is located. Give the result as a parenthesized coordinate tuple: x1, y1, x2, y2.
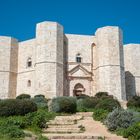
(42, 112, 127, 140)
(42, 112, 104, 140)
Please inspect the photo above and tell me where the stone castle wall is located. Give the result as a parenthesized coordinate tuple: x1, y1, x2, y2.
(35, 22, 64, 98)
(0, 21, 139, 100)
(124, 44, 140, 99)
(0, 37, 18, 99)
(94, 27, 126, 100)
(16, 39, 36, 97)
(66, 34, 94, 96)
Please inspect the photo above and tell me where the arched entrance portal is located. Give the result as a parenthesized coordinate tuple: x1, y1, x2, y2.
(73, 83, 85, 96)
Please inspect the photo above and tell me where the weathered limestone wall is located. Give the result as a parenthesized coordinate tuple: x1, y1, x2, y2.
(9, 38, 18, 98)
(16, 39, 35, 97)
(66, 34, 94, 71)
(35, 21, 64, 98)
(95, 27, 126, 101)
(66, 34, 94, 96)
(0, 36, 18, 99)
(124, 44, 140, 98)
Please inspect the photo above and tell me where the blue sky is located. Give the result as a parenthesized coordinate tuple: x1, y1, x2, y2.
(0, 0, 140, 44)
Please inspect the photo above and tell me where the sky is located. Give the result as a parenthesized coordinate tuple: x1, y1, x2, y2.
(0, 0, 140, 44)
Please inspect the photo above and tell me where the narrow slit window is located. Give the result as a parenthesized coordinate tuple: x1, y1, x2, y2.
(76, 53, 82, 63)
(27, 80, 31, 87)
(27, 58, 32, 67)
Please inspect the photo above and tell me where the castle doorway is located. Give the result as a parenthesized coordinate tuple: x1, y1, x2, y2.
(73, 83, 85, 96)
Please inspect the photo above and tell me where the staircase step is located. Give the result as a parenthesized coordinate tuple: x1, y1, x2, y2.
(46, 120, 76, 125)
(47, 124, 79, 128)
(55, 115, 83, 121)
(51, 138, 101, 140)
(44, 135, 104, 140)
(76, 112, 93, 117)
(43, 128, 82, 133)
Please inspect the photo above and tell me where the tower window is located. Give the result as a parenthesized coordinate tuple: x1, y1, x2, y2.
(27, 57, 32, 67)
(76, 53, 82, 63)
(27, 80, 31, 87)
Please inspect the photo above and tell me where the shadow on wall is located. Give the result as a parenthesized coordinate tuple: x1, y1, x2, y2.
(125, 71, 136, 100)
(63, 35, 69, 96)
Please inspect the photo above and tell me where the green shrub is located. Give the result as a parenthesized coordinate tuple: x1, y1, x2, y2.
(127, 96, 140, 109)
(32, 97, 48, 109)
(95, 92, 108, 98)
(0, 99, 37, 116)
(116, 122, 140, 140)
(93, 109, 109, 122)
(16, 94, 31, 99)
(50, 96, 77, 113)
(38, 135, 48, 140)
(0, 125, 25, 138)
(25, 109, 56, 129)
(105, 108, 135, 131)
(95, 96, 120, 112)
(5, 116, 26, 129)
(77, 97, 99, 112)
(34, 94, 45, 98)
(76, 94, 90, 100)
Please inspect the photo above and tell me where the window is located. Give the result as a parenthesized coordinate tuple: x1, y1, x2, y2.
(27, 57, 32, 67)
(76, 53, 82, 63)
(27, 80, 31, 87)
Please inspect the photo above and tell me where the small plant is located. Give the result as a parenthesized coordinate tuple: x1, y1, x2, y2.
(76, 94, 90, 100)
(127, 96, 140, 109)
(38, 135, 48, 140)
(0, 125, 25, 138)
(77, 97, 99, 112)
(16, 94, 31, 99)
(95, 92, 108, 98)
(32, 96, 48, 109)
(50, 96, 77, 113)
(34, 94, 45, 98)
(78, 125, 85, 132)
(116, 122, 140, 140)
(105, 108, 135, 131)
(24, 109, 56, 129)
(0, 99, 37, 116)
(93, 109, 109, 122)
(95, 96, 120, 112)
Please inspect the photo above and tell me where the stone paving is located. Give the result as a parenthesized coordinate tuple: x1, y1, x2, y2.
(43, 112, 127, 140)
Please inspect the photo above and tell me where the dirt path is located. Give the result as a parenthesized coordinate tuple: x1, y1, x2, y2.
(78, 113, 127, 140)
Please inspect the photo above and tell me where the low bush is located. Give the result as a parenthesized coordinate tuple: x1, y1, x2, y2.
(127, 96, 140, 109)
(5, 116, 26, 129)
(93, 109, 109, 122)
(50, 96, 77, 113)
(95, 96, 120, 112)
(38, 135, 49, 140)
(1, 125, 25, 138)
(76, 94, 90, 100)
(25, 109, 56, 129)
(105, 108, 135, 131)
(116, 122, 140, 140)
(95, 92, 108, 98)
(34, 94, 45, 98)
(32, 96, 48, 109)
(16, 94, 31, 99)
(77, 97, 99, 112)
(0, 123, 25, 139)
(0, 99, 37, 116)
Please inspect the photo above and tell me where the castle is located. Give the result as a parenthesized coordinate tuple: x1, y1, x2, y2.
(0, 21, 139, 101)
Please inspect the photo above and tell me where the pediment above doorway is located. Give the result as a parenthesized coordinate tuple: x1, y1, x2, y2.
(68, 65, 92, 78)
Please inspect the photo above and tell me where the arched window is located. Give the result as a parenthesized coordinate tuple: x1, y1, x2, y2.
(27, 57, 32, 67)
(76, 53, 82, 63)
(27, 80, 31, 87)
